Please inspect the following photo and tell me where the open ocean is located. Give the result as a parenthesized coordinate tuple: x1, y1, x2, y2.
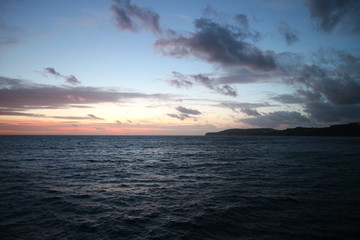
(0, 135, 360, 240)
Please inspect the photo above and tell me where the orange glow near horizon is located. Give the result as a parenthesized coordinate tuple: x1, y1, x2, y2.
(0, 117, 231, 135)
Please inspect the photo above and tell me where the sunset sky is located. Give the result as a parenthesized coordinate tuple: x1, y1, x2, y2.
(1, 0, 359, 135)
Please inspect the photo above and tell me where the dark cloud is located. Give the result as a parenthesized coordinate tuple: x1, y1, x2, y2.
(306, 0, 360, 33)
(110, 0, 162, 34)
(239, 111, 311, 128)
(291, 63, 360, 105)
(278, 21, 299, 45)
(304, 101, 360, 122)
(279, 51, 360, 124)
(155, 18, 276, 71)
(44, 67, 81, 85)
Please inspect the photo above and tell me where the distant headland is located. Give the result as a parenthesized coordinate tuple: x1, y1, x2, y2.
(205, 122, 360, 136)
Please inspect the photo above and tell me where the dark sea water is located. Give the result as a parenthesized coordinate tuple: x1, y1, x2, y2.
(1, 136, 360, 240)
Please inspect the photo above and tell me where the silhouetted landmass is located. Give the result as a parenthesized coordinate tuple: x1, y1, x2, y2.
(205, 122, 360, 136)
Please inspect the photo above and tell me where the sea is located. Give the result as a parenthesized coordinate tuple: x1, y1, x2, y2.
(0, 135, 359, 240)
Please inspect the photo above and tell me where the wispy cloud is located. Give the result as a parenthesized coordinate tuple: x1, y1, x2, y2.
(167, 72, 237, 97)
(192, 74, 237, 97)
(0, 76, 172, 111)
(87, 114, 104, 120)
(240, 108, 261, 117)
(0, 22, 22, 46)
(176, 106, 201, 115)
(44, 67, 61, 77)
(219, 101, 272, 112)
(167, 71, 193, 88)
(167, 106, 201, 121)
(278, 21, 299, 45)
(219, 101, 271, 118)
(110, 0, 162, 34)
(44, 67, 81, 85)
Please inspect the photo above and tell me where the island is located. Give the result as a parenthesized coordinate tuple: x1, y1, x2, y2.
(205, 122, 360, 136)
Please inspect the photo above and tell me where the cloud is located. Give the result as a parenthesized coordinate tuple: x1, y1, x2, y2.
(50, 114, 104, 121)
(217, 84, 237, 97)
(192, 74, 237, 97)
(306, 0, 360, 34)
(235, 14, 249, 29)
(66, 75, 81, 85)
(219, 101, 269, 117)
(271, 94, 304, 104)
(219, 101, 272, 112)
(291, 63, 360, 105)
(44, 67, 61, 77)
(0, 107, 105, 121)
(0, 110, 45, 118)
(278, 50, 360, 124)
(166, 72, 237, 97)
(304, 101, 360, 122)
(168, 79, 193, 88)
(110, 0, 162, 34)
(167, 113, 189, 121)
(155, 18, 276, 71)
(167, 71, 193, 88)
(167, 106, 202, 121)
(239, 111, 311, 128)
(87, 114, 104, 120)
(176, 106, 201, 115)
(213, 68, 277, 85)
(44, 67, 81, 85)
(0, 76, 171, 110)
(278, 21, 299, 45)
(0, 22, 22, 46)
(240, 108, 261, 117)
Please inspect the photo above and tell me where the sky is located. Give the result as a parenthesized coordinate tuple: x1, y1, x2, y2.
(0, 0, 360, 135)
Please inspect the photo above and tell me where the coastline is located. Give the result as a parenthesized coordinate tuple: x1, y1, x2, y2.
(205, 122, 360, 136)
